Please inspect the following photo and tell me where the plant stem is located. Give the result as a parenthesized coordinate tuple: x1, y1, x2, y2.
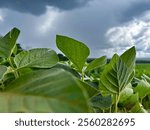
(115, 95, 118, 113)
(123, 108, 127, 113)
(81, 71, 84, 81)
(109, 106, 112, 113)
(14, 69, 19, 79)
(8, 57, 19, 79)
(115, 94, 120, 113)
(140, 98, 143, 104)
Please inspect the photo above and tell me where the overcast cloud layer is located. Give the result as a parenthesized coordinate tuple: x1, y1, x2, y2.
(0, 0, 150, 58)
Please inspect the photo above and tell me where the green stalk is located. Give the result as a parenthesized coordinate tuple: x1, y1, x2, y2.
(8, 57, 19, 79)
(115, 94, 120, 113)
(14, 69, 19, 79)
(140, 98, 143, 104)
(81, 71, 84, 81)
(109, 106, 112, 113)
(123, 108, 127, 113)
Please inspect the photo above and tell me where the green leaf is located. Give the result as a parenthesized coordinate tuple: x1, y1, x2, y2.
(120, 93, 139, 110)
(56, 35, 90, 72)
(0, 65, 7, 80)
(130, 102, 148, 113)
(134, 79, 150, 99)
(14, 48, 59, 69)
(90, 94, 112, 110)
(99, 54, 131, 94)
(120, 46, 136, 72)
(79, 80, 99, 97)
(119, 83, 133, 104)
(0, 68, 89, 112)
(0, 28, 20, 58)
(1, 72, 15, 86)
(53, 63, 80, 78)
(85, 56, 107, 72)
(99, 47, 136, 95)
(18, 68, 33, 76)
(142, 95, 150, 111)
(142, 74, 150, 83)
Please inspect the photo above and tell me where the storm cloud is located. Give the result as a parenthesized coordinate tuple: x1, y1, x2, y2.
(0, 0, 91, 15)
(122, 0, 150, 22)
(1, 0, 150, 58)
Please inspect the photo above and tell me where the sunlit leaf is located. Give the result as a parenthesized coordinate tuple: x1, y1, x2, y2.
(56, 35, 90, 72)
(99, 47, 136, 95)
(119, 84, 133, 104)
(130, 102, 148, 113)
(134, 79, 150, 99)
(0, 28, 20, 58)
(85, 56, 107, 72)
(14, 48, 59, 69)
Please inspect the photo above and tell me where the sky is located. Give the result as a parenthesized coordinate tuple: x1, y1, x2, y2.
(0, 0, 150, 58)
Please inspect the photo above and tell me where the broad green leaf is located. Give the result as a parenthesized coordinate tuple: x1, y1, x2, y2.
(0, 65, 7, 80)
(0, 68, 89, 112)
(0, 28, 20, 58)
(56, 35, 90, 72)
(99, 47, 136, 95)
(120, 46, 136, 72)
(1, 72, 15, 86)
(119, 83, 133, 104)
(54, 64, 99, 98)
(126, 71, 135, 86)
(85, 56, 107, 72)
(79, 80, 99, 97)
(14, 48, 59, 69)
(142, 95, 150, 111)
(18, 68, 33, 76)
(142, 74, 150, 83)
(134, 79, 150, 99)
(90, 94, 112, 110)
(130, 102, 148, 113)
(53, 63, 80, 78)
(120, 93, 139, 110)
(99, 54, 132, 94)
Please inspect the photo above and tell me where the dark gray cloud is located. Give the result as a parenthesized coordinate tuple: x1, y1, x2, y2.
(52, 0, 136, 56)
(0, 0, 91, 15)
(121, 0, 150, 22)
(1, 0, 150, 58)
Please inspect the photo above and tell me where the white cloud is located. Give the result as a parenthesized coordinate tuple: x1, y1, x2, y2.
(1, 0, 150, 58)
(93, 46, 150, 58)
(0, 16, 3, 22)
(92, 47, 130, 58)
(0, 7, 62, 50)
(106, 11, 150, 58)
(0, 10, 4, 22)
(37, 6, 61, 34)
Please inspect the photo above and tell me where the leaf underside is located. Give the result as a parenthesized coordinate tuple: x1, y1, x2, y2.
(0, 68, 89, 112)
